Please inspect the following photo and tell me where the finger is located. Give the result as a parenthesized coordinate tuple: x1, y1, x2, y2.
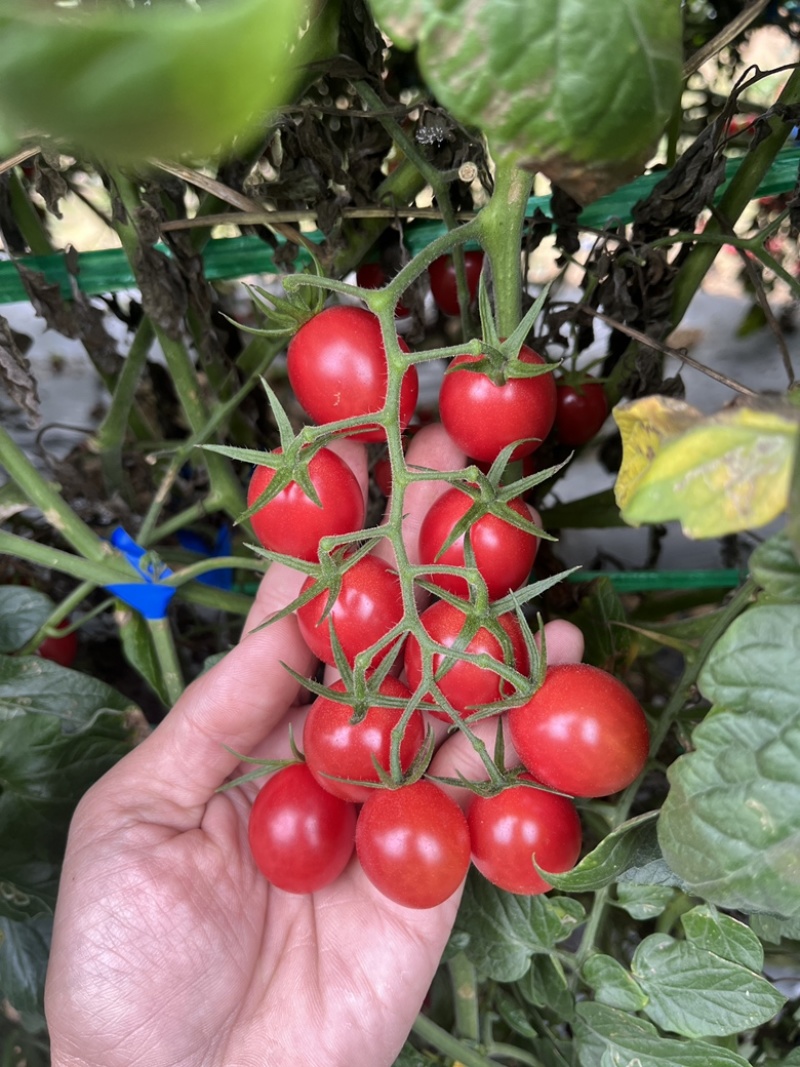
(98, 562, 317, 825)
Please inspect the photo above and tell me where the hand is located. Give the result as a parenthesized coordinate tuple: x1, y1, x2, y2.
(44, 426, 584, 1067)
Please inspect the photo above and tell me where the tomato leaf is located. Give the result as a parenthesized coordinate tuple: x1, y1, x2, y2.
(453, 869, 584, 982)
(0, 586, 53, 653)
(574, 1002, 753, 1067)
(658, 603, 800, 919)
(367, 0, 682, 203)
(749, 532, 800, 602)
(0, 914, 51, 1025)
(0, 0, 310, 163)
(582, 954, 649, 1012)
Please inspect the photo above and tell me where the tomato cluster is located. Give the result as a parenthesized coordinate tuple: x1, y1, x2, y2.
(242, 274, 644, 909)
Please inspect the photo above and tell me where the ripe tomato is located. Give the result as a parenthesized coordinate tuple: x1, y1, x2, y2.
(303, 676, 425, 803)
(553, 378, 608, 447)
(296, 553, 404, 667)
(467, 775, 582, 895)
(508, 664, 649, 798)
(439, 344, 557, 462)
(418, 487, 539, 600)
(37, 620, 78, 667)
(356, 779, 470, 908)
(356, 261, 410, 317)
(248, 763, 357, 894)
(403, 600, 529, 721)
(287, 305, 418, 441)
(247, 448, 364, 563)
(428, 250, 484, 317)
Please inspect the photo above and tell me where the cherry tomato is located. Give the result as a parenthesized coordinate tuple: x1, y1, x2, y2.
(356, 261, 410, 317)
(287, 305, 418, 441)
(439, 344, 557, 462)
(296, 554, 404, 667)
(553, 378, 608, 447)
(403, 600, 529, 721)
(248, 763, 357, 894)
(247, 448, 364, 563)
(508, 664, 649, 798)
(467, 775, 582, 895)
(418, 487, 539, 600)
(36, 619, 78, 667)
(427, 251, 484, 317)
(303, 677, 425, 803)
(356, 779, 470, 908)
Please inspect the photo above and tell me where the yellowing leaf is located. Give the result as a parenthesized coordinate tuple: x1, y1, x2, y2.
(613, 397, 799, 538)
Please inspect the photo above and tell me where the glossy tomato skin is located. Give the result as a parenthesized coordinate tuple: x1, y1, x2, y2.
(287, 305, 418, 442)
(296, 554, 404, 667)
(303, 676, 425, 803)
(248, 763, 357, 894)
(467, 775, 582, 895)
(439, 345, 557, 463)
(553, 379, 608, 447)
(418, 487, 539, 600)
(428, 251, 484, 317)
(356, 780, 470, 908)
(403, 600, 529, 721)
(508, 664, 650, 798)
(37, 620, 79, 667)
(247, 448, 364, 563)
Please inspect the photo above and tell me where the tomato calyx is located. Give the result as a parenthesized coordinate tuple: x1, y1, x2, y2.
(234, 256, 328, 341)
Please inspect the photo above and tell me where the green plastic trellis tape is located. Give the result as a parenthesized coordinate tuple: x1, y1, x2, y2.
(0, 145, 798, 306)
(566, 569, 745, 592)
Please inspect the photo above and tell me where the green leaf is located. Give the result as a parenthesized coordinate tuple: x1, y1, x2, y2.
(569, 577, 632, 670)
(658, 604, 800, 918)
(368, 0, 682, 203)
(0, 0, 310, 164)
(615, 398, 798, 538)
(583, 953, 649, 1012)
(679, 905, 765, 973)
(539, 811, 664, 893)
(750, 912, 800, 944)
(454, 869, 584, 982)
(0, 586, 53, 653)
(540, 488, 627, 529)
(631, 931, 784, 1038)
(750, 533, 800, 602)
(575, 1002, 753, 1067)
(0, 915, 51, 1020)
(117, 606, 169, 706)
(614, 883, 676, 920)
(517, 953, 575, 1019)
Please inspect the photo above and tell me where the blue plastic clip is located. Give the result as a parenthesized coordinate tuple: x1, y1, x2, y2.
(176, 525, 234, 590)
(105, 527, 177, 620)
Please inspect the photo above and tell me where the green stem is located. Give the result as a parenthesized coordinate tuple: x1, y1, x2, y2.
(671, 64, 800, 328)
(18, 579, 95, 655)
(8, 169, 54, 255)
(0, 530, 137, 586)
(449, 951, 481, 1042)
(477, 160, 533, 337)
(411, 1012, 501, 1067)
(146, 616, 185, 704)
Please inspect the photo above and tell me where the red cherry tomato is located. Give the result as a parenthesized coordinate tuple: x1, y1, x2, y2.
(467, 775, 582, 895)
(427, 251, 484, 317)
(36, 619, 78, 667)
(303, 676, 425, 803)
(508, 664, 650, 798)
(296, 554, 404, 668)
(418, 487, 539, 600)
(287, 305, 418, 441)
(439, 345, 557, 462)
(356, 262, 410, 317)
(247, 448, 365, 563)
(403, 600, 529, 721)
(248, 763, 357, 894)
(553, 378, 608, 447)
(356, 780, 470, 908)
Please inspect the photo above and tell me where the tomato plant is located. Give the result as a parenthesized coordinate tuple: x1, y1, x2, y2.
(36, 620, 78, 667)
(418, 486, 539, 600)
(427, 251, 484, 316)
(553, 377, 609, 447)
(439, 345, 557, 462)
(355, 779, 470, 909)
(247, 448, 365, 562)
(508, 663, 650, 797)
(302, 676, 425, 802)
(286, 305, 418, 441)
(467, 774, 582, 895)
(403, 600, 528, 720)
(356, 261, 410, 317)
(296, 553, 404, 667)
(247, 762, 357, 894)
